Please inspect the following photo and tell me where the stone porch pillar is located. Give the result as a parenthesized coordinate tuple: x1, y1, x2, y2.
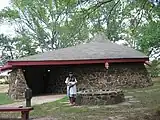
(8, 68, 28, 99)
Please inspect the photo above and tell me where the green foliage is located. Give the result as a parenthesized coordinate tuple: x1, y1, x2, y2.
(13, 36, 38, 57)
(0, 33, 37, 65)
(147, 60, 160, 77)
(0, 7, 19, 22)
(0, 80, 9, 84)
(0, 0, 160, 65)
(7, 0, 89, 51)
(0, 34, 15, 65)
(136, 21, 160, 58)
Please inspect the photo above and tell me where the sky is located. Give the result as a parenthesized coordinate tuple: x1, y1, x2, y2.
(0, 0, 10, 75)
(0, 0, 15, 37)
(0, 0, 10, 10)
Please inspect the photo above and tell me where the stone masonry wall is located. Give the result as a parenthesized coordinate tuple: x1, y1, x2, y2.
(47, 63, 152, 94)
(8, 68, 28, 99)
(76, 63, 152, 91)
(76, 89, 125, 105)
(8, 63, 152, 98)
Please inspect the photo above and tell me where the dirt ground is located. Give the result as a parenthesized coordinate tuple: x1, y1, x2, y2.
(0, 84, 9, 93)
(0, 94, 65, 107)
(32, 117, 57, 120)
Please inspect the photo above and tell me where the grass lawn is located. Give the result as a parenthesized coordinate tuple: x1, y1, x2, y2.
(0, 77, 160, 120)
(0, 93, 13, 105)
(30, 77, 160, 120)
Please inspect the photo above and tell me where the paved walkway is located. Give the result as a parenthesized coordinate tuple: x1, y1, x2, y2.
(0, 94, 65, 107)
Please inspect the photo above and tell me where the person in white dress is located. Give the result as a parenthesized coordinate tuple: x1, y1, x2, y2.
(65, 72, 77, 105)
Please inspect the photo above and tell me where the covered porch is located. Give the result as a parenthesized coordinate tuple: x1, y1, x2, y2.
(7, 62, 152, 99)
(8, 63, 106, 98)
(23, 65, 71, 96)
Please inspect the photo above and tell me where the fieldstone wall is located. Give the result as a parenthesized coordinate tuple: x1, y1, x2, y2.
(8, 62, 152, 98)
(46, 63, 152, 94)
(8, 68, 28, 99)
(75, 63, 152, 91)
(76, 89, 125, 105)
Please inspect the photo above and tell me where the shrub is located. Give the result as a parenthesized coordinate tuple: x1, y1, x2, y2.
(146, 60, 160, 77)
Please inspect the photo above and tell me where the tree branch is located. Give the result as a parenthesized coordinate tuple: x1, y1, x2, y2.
(80, 0, 114, 19)
(132, 0, 148, 32)
(107, 0, 120, 26)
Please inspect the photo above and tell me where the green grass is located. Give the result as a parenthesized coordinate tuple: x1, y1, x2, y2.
(30, 77, 160, 120)
(123, 80, 160, 108)
(0, 93, 13, 105)
(30, 78, 160, 120)
(1, 77, 160, 120)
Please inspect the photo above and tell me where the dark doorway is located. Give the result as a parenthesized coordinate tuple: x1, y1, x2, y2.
(23, 66, 45, 96)
(43, 69, 51, 94)
(23, 65, 68, 96)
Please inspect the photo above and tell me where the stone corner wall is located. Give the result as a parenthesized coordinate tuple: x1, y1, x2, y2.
(8, 68, 28, 100)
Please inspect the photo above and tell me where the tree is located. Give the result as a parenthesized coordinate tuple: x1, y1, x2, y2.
(0, 0, 159, 61)
(147, 59, 160, 77)
(0, 34, 15, 65)
(0, 33, 37, 65)
(136, 21, 160, 59)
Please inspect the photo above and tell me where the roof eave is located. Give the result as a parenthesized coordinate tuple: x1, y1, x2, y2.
(7, 58, 149, 66)
(0, 64, 12, 72)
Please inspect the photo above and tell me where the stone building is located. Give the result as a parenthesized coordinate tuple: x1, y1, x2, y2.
(0, 35, 152, 99)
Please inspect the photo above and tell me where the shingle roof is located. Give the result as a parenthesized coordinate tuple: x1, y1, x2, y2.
(12, 34, 148, 61)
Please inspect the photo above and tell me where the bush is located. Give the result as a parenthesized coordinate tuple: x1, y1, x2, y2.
(3, 80, 9, 84)
(146, 60, 160, 77)
(0, 79, 9, 84)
